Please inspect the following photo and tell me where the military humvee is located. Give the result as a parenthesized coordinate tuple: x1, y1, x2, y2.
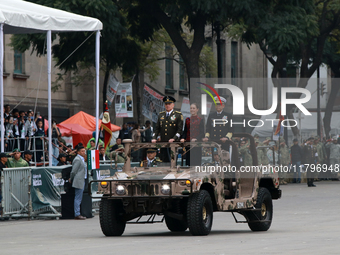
(89, 133, 281, 236)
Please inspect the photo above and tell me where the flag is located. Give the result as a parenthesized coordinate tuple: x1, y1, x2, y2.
(275, 112, 284, 135)
(101, 101, 112, 150)
(87, 150, 99, 170)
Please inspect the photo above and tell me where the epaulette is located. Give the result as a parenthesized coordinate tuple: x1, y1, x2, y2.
(159, 111, 165, 113)
(175, 111, 182, 113)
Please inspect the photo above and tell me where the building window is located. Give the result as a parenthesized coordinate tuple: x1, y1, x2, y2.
(231, 41, 238, 85)
(179, 56, 187, 90)
(14, 50, 23, 74)
(165, 44, 173, 89)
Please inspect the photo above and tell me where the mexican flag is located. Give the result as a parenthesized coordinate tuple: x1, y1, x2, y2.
(87, 150, 100, 170)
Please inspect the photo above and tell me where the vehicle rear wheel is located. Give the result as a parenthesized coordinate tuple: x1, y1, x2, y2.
(165, 215, 187, 232)
(187, 190, 213, 236)
(99, 198, 126, 236)
(247, 187, 273, 231)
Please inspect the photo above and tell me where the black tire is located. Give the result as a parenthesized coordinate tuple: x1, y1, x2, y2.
(165, 215, 188, 232)
(187, 190, 213, 236)
(247, 187, 273, 231)
(99, 199, 126, 236)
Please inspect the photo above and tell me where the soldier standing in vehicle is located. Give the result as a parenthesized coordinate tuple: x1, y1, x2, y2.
(152, 96, 183, 162)
(303, 137, 317, 187)
(202, 96, 233, 150)
(239, 138, 253, 167)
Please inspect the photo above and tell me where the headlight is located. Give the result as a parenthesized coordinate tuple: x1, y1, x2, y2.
(161, 184, 171, 195)
(185, 180, 191, 187)
(100, 181, 108, 188)
(116, 185, 126, 195)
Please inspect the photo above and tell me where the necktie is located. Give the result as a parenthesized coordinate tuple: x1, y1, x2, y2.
(166, 113, 169, 117)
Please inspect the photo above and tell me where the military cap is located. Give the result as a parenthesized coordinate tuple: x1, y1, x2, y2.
(307, 137, 314, 141)
(269, 141, 277, 146)
(214, 96, 226, 105)
(58, 153, 67, 159)
(147, 148, 158, 153)
(293, 138, 298, 142)
(163, 96, 176, 103)
(0, 153, 8, 158)
(254, 138, 260, 143)
(12, 148, 20, 152)
(314, 135, 320, 139)
(24, 150, 33, 155)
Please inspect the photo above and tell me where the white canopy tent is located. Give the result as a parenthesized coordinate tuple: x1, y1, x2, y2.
(0, 0, 103, 165)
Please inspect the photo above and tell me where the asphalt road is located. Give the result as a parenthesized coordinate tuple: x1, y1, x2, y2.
(1, 181, 340, 255)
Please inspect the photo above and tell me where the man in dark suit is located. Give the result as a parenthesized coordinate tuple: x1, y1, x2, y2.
(203, 96, 233, 149)
(69, 146, 87, 219)
(152, 96, 183, 162)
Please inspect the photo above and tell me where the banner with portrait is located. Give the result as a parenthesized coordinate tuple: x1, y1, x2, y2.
(115, 82, 133, 118)
(106, 73, 120, 107)
(142, 84, 165, 123)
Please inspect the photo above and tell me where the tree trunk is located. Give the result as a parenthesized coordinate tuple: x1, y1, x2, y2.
(323, 75, 340, 138)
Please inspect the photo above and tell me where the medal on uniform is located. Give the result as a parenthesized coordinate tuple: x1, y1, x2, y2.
(170, 115, 176, 121)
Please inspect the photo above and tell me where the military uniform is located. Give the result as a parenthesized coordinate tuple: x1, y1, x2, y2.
(303, 141, 317, 187)
(325, 139, 340, 179)
(110, 144, 126, 163)
(6, 157, 29, 168)
(153, 96, 183, 142)
(239, 143, 253, 166)
(205, 110, 233, 141)
(140, 157, 162, 167)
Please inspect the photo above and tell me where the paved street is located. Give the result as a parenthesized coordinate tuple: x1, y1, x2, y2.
(1, 181, 340, 255)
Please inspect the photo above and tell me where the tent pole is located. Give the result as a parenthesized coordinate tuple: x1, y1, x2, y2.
(95, 30, 100, 145)
(47, 30, 52, 166)
(0, 24, 4, 152)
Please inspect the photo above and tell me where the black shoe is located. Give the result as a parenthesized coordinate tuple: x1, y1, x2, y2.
(308, 184, 316, 187)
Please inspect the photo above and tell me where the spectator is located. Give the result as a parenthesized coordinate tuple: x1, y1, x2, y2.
(0, 153, 8, 207)
(6, 148, 29, 168)
(131, 123, 149, 162)
(111, 138, 122, 151)
(4, 104, 11, 119)
(25, 110, 37, 150)
(291, 138, 303, 183)
(23, 150, 33, 166)
(99, 146, 109, 161)
(5, 116, 15, 152)
(119, 123, 131, 141)
(47, 119, 61, 166)
(34, 119, 45, 162)
(180, 103, 204, 166)
(57, 153, 68, 166)
(12, 108, 19, 119)
(89, 140, 96, 150)
(142, 120, 153, 143)
(86, 131, 103, 149)
(18, 112, 27, 151)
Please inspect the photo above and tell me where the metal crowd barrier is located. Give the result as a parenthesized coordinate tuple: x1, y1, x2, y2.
(4, 136, 48, 167)
(0, 167, 61, 219)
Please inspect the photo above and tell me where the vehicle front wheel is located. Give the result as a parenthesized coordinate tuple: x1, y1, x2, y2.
(99, 199, 126, 236)
(187, 190, 213, 236)
(246, 187, 273, 231)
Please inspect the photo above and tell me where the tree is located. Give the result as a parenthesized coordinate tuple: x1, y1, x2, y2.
(321, 37, 340, 137)
(119, 0, 227, 87)
(11, 0, 141, 118)
(228, 0, 340, 136)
